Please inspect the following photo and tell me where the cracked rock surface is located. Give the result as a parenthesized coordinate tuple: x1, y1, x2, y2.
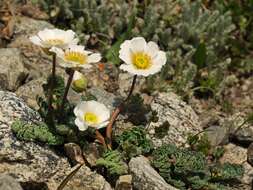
(147, 91, 202, 147)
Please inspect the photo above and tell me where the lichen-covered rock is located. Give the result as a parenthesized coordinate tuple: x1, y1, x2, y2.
(220, 143, 247, 165)
(0, 91, 70, 189)
(147, 91, 202, 147)
(129, 156, 179, 190)
(0, 174, 23, 190)
(63, 165, 112, 190)
(0, 48, 28, 91)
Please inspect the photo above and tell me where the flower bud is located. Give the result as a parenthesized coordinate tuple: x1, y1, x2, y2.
(71, 71, 88, 93)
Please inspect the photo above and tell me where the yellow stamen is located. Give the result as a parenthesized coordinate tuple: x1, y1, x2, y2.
(64, 51, 87, 65)
(132, 52, 151, 69)
(46, 39, 64, 46)
(84, 112, 99, 124)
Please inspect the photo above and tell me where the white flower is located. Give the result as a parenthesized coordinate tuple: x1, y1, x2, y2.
(74, 100, 110, 131)
(29, 28, 78, 49)
(50, 45, 101, 69)
(71, 71, 88, 93)
(119, 37, 167, 76)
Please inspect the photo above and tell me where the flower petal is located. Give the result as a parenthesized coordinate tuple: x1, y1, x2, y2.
(96, 121, 109, 129)
(75, 118, 88, 131)
(146, 41, 159, 58)
(74, 103, 84, 117)
(152, 51, 167, 67)
(49, 47, 64, 57)
(130, 37, 147, 52)
(29, 36, 42, 46)
(119, 40, 132, 64)
(87, 53, 101, 63)
(68, 45, 85, 52)
(120, 63, 162, 77)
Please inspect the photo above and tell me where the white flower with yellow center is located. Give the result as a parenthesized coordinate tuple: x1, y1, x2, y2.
(29, 28, 78, 49)
(50, 45, 101, 69)
(119, 37, 167, 76)
(74, 100, 110, 131)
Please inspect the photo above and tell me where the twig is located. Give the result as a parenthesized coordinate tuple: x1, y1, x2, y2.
(57, 163, 83, 190)
(106, 75, 137, 148)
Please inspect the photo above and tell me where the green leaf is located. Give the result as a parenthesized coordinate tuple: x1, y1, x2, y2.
(105, 9, 136, 65)
(210, 163, 244, 181)
(193, 42, 207, 69)
(116, 127, 153, 159)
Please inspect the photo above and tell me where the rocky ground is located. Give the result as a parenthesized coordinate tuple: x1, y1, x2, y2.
(0, 15, 253, 190)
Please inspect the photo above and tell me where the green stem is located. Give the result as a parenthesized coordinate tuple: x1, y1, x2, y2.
(59, 69, 75, 120)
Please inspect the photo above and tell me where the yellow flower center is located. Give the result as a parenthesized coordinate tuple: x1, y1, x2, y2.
(64, 51, 87, 65)
(84, 112, 99, 124)
(132, 52, 151, 69)
(46, 39, 64, 46)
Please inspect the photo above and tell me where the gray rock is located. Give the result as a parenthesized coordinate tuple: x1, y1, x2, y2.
(242, 162, 253, 186)
(88, 87, 119, 111)
(118, 73, 145, 97)
(147, 91, 202, 147)
(7, 16, 67, 80)
(12, 16, 54, 37)
(224, 112, 253, 145)
(0, 48, 28, 91)
(115, 175, 132, 190)
(83, 143, 103, 167)
(15, 77, 45, 110)
(129, 156, 178, 190)
(247, 143, 253, 167)
(0, 174, 23, 190)
(234, 127, 253, 145)
(205, 125, 230, 146)
(63, 164, 112, 190)
(220, 143, 247, 165)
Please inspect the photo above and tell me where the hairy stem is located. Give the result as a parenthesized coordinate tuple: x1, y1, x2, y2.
(95, 130, 107, 148)
(59, 69, 75, 119)
(48, 54, 56, 120)
(106, 75, 137, 148)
